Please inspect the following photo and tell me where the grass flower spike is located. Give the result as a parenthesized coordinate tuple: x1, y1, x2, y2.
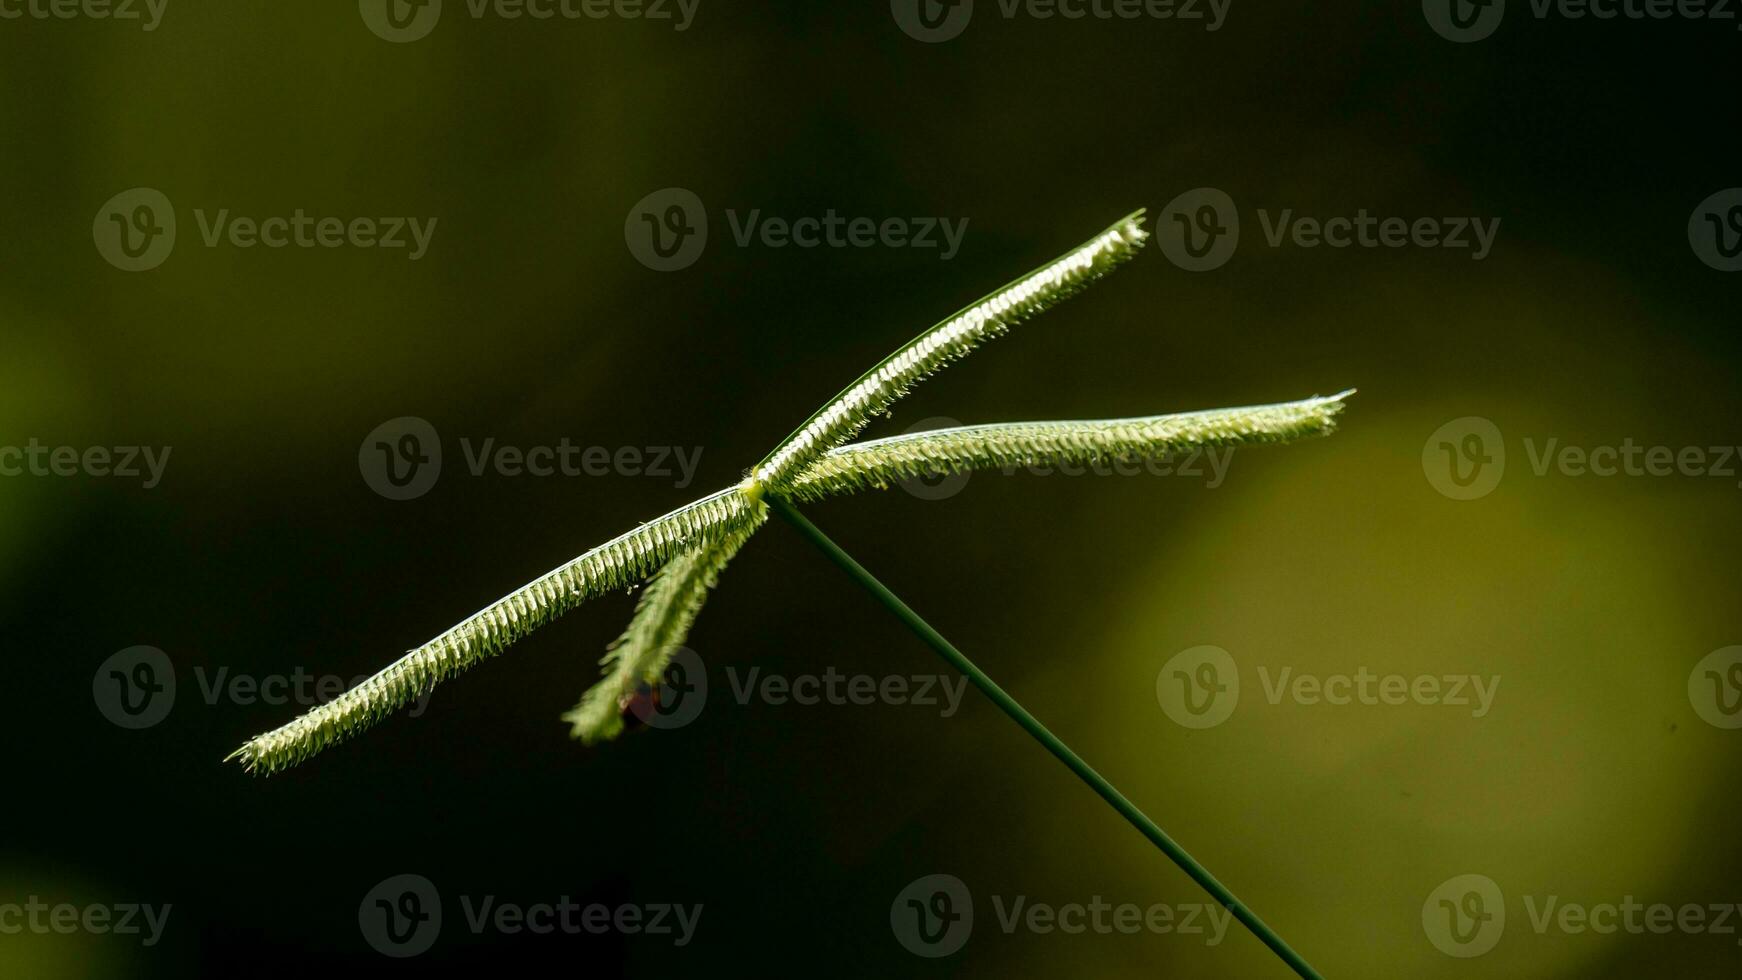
(784, 393, 1353, 502)
(562, 505, 765, 744)
(753, 210, 1150, 491)
(233, 208, 1351, 774)
(227, 486, 762, 773)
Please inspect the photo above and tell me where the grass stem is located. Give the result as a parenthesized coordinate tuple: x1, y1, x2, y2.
(769, 496, 1323, 980)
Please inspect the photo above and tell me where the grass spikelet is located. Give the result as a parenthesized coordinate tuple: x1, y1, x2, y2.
(784, 392, 1354, 502)
(753, 211, 1150, 492)
(563, 502, 765, 744)
(228, 485, 761, 774)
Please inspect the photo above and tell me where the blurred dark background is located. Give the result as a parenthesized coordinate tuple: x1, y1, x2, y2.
(2, 1, 1739, 976)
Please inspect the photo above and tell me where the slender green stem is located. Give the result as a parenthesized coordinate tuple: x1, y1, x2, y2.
(769, 496, 1324, 980)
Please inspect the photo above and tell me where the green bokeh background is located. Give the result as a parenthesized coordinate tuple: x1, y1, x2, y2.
(2, 1, 1738, 976)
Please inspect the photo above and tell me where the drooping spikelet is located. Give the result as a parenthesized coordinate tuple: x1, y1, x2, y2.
(784, 392, 1354, 502)
(563, 500, 766, 744)
(753, 211, 1150, 492)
